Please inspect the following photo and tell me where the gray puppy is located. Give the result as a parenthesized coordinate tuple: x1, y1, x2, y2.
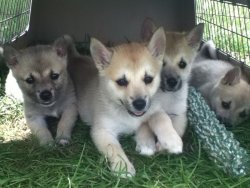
(4, 36, 77, 145)
(191, 40, 250, 126)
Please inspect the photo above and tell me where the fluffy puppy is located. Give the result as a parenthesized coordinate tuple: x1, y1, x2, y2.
(4, 36, 78, 145)
(191, 40, 250, 126)
(135, 18, 204, 156)
(69, 28, 183, 176)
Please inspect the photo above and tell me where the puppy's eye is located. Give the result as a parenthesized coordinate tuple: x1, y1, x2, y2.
(25, 76, 35, 84)
(116, 78, 128, 87)
(221, 101, 231, 110)
(178, 59, 187, 69)
(144, 75, 153, 84)
(50, 73, 59, 80)
(239, 110, 247, 118)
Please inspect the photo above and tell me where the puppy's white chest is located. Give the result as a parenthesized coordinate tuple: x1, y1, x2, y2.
(43, 105, 61, 118)
(156, 89, 187, 115)
(113, 114, 141, 135)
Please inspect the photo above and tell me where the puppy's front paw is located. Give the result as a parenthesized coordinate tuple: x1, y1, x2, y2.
(157, 133, 183, 154)
(56, 137, 71, 146)
(111, 159, 136, 178)
(136, 142, 156, 156)
(38, 135, 54, 146)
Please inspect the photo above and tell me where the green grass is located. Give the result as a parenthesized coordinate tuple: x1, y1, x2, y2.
(0, 93, 250, 187)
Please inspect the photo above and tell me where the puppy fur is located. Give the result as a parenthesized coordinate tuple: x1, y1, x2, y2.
(191, 40, 250, 126)
(4, 36, 78, 146)
(135, 18, 204, 156)
(69, 28, 183, 176)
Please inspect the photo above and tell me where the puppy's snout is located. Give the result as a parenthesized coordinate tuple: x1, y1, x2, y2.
(218, 115, 233, 127)
(161, 74, 182, 92)
(217, 114, 228, 123)
(132, 98, 146, 111)
(167, 77, 178, 88)
(40, 90, 52, 101)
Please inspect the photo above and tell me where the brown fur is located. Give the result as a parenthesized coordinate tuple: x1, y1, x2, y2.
(165, 32, 198, 63)
(106, 43, 159, 78)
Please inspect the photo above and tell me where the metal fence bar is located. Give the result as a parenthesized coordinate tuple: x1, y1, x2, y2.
(0, 0, 32, 45)
(196, 0, 250, 65)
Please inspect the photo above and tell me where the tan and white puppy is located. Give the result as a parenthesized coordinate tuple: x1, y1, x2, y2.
(135, 18, 204, 156)
(69, 28, 182, 177)
(191, 40, 250, 126)
(4, 36, 78, 146)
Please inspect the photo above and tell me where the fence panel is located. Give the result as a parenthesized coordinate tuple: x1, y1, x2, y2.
(196, 0, 250, 65)
(0, 0, 32, 45)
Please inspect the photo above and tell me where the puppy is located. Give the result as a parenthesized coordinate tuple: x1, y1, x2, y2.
(135, 18, 204, 156)
(191, 40, 250, 126)
(69, 27, 182, 176)
(3, 36, 78, 146)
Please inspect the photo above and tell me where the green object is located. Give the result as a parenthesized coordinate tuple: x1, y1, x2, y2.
(187, 87, 249, 176)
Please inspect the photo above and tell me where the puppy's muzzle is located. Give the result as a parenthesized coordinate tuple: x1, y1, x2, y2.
(132, 98, 146, 111)
(217, 115, 232, 127)
(38, 90, 56, 107)
(40, 90, 52, 102)
(127, 98, 148, 117)
(167, 77, 178, 88)
(161, 76, 182, 92)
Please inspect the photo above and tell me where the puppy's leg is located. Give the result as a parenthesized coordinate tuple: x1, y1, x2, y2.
(135, 122, 156, 156)
(26, 115, 54, 145)
(148, 111, 183, 154)
(56, 102, 77, 145)
(171, 112, 187, 137)
(91, 125, 135, 177)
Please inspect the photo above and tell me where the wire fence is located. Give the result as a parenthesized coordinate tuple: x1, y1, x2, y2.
(1, 0, 249, 65)
(0, 0, 32, 45)
(196, 0, 250, 65)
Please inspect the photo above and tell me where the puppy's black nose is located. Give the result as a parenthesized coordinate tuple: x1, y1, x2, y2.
(40, 90, 52, 101)
(167, 77, 178, 88)
(133, 98, 146, 111)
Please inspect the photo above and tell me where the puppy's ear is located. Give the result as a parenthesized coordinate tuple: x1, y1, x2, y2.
(3, 46, 19, 69)
(221, 67, 241, 86)
(141, 17, 157, 41)
(186, 23, 204, 49)
(90, 38, 112, 71)
(53, 35, 71, 57)
(147, 27, 166, 62)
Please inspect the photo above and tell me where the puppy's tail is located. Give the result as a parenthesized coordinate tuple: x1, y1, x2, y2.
(62, 35, 80, 57)
(199, 40, 218, 59)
